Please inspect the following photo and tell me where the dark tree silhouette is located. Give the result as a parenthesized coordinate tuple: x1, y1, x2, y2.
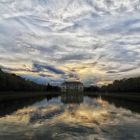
(100, 77, 140, 93)
(0, 69, 60, 92)
(84, 85, 99, 92)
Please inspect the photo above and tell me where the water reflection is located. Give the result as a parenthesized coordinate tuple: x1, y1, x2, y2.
(61, 92, 83, 104)
(0, 95, 58, 117)
(0, 94, 140, 140)
(100, 96, 140, 113)
(0, 93, 140, 118)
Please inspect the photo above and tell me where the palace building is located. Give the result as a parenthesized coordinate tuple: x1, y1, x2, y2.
(61, 81, 84, 92)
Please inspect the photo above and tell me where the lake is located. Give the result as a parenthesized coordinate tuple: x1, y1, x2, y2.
(0, 93, 140, 140)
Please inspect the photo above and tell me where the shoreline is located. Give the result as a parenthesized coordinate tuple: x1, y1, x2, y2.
(0, 92, 59, 102)
(85, 92, 140, 102)
(0, 91, 140, 102)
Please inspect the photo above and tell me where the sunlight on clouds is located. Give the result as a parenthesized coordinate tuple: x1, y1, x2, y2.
(0, 0, 140, 85)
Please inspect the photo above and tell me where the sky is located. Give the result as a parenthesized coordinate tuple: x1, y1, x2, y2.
(0, 0, 140, 86)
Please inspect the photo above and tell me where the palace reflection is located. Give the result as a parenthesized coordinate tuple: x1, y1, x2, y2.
(61, 92, 83, 104)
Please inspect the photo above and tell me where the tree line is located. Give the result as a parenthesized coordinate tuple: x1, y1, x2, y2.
(0, 69, 60, 92)
(84, 77, 140, 93)
(84, 86, 99, 92)
(100, 77, 140, 93)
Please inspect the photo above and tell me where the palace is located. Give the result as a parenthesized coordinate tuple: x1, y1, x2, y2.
(61, 81, 84, 92)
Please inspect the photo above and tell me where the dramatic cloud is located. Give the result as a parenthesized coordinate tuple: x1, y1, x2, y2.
(33, 62, 65, 74)
(0, 0, 140, 85)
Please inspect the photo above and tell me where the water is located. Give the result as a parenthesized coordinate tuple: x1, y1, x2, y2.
(0, 93, 140, 140)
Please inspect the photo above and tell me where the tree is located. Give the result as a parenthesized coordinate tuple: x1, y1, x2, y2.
(100, 77, 140, 93)
(0, 70, 60, 92)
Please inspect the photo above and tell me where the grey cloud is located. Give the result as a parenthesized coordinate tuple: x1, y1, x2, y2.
(39, 73, 54, 78)
(33, 62, 65, 75)
(0, 65, 32, 72)
(59, 54, 92, 62)
(119, 67, 138, 73)
(0, 0, 140, 85)
(107, 67, 137, 74)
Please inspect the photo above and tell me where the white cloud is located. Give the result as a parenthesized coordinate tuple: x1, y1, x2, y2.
(0, 0, 140, 85)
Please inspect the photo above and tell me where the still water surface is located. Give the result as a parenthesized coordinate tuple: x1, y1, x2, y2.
(0, 94, 140, 140)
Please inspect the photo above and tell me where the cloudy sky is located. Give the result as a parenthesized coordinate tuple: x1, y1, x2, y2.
(0, 0, 140, 86)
